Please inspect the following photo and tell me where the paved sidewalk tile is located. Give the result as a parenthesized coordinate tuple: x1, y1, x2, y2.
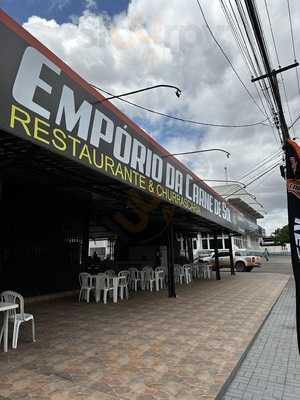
(0, 273, 288, 400)
(220, 279, 299, 400)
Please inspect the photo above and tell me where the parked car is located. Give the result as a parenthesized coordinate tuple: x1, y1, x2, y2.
(197, 249, 262, 272)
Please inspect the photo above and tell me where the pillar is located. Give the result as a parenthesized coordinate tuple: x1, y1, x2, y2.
(213, 232, 221, 280)
(187, 236, 194, 262)
(167, 222, 176, 298)
(81, 207, 90, 271)
(228, 234, 235, 275)
(0, 177, 2, 276)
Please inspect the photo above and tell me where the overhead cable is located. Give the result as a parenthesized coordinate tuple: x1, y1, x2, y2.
(90, 83, 268, 128)
(289, 113, 300, 129)
(287, 0, 300, 96)
(242, 155, 282, 186)
(238, 150, 282, 181)
(224, 162, 280, 198)
(264, 0, 294, 134)
(219, 0, 281, 144)
(220, 0, 272, 123)
(195, 0, 268, 118)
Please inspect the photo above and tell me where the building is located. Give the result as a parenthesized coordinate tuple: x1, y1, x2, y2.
(193, 184, 265, 255)
(261, 236, 291, 255)
(0, 10, 265, 298)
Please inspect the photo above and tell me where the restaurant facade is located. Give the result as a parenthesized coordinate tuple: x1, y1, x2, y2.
(0, 10, 262, 298)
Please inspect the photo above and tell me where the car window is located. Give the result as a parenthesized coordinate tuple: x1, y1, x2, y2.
(235, 252, 241, 256)
(219, 252, 229, 257)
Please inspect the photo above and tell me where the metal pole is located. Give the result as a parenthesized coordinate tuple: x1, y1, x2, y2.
(81, 208, 90, 272)
(0, 177, 2, 277)
(213, 232, 221, 280)
(189, 237, 194, 262)
(228, 234, 235, 276)
(167, 222, 176, 298)
(245, 0, 290, 141)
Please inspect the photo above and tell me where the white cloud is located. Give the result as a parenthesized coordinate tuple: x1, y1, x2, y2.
(85, 0, 97, 10)
(49, 0, 71, 11)
(22, 0, 300, 235)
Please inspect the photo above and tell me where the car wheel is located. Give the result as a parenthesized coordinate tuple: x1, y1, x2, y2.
(235, 261, 246, 272)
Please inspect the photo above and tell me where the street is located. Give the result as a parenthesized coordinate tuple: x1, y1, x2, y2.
(255, 256, 293, 275)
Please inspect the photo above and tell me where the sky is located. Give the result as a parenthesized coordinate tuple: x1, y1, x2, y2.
(1, 0, 298, 234)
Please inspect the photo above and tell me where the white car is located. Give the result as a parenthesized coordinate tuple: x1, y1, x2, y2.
(200, 249, 262, 272)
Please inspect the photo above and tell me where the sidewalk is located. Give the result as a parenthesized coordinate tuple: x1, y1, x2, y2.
(220, 278, 299, 400)
(0, 273, 288, 400)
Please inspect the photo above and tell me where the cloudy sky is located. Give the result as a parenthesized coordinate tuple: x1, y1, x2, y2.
(2, 0, 299, 234)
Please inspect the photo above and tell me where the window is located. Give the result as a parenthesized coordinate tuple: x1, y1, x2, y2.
(202, 239, 208, 249)
(209, 239, 216, 249)
(224, 238, 230, 249)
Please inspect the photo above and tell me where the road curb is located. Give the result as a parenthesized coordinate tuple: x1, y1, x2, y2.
(215, 276, 291, 400)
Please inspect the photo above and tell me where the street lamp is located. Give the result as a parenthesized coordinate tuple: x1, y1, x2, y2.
(162, 148, 231, 158)
(92, 84, 182, 104)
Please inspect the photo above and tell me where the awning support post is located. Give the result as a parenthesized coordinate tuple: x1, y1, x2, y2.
(228, 234, 236, 276)
(0, 177, 2, 277)
(81, 208, 90, 272)
(167, 222, 176, 298)
(213, 232, 221, 280)
(187, 235, 194, 262)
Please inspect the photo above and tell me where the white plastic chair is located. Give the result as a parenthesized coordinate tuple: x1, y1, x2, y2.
(183, 265, 192, 284)
(93, 273, 106, 303)
(155, 267, 165, 290)
(118, 271, 130, 300)
(142, 267, 156, 292)
(174, 265, 185, 284)
(191, 263, 200, 279)
(79, 272, 95, 303)
(128, 268, 141, 291)
(202, 263, 211, 280)
(103, 276, 115, 304)
(0, 291, 35, 349)
(105, 269, 115, 277)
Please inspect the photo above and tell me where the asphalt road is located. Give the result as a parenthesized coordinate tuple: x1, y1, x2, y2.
(254, 255, 293, 275)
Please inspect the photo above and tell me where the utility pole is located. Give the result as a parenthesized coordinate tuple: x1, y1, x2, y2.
(244, 0, 297, 143)
(244, 0, 300, 353)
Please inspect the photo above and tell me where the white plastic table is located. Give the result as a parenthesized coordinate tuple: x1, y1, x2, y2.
(0, 302, 18, 352)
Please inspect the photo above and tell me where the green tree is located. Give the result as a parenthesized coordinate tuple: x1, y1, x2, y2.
(272, 225, 290, 245)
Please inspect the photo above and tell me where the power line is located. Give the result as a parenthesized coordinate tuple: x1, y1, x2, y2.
(195, 0, 268, 118)
(221, 0, 272, 121)
(251, 166, 278, 191)
(218, 156, 280, 198)
(224, 162, 280, 198)
(244, 0, 289, 143)
(90, 83, 268, 128)
(237, 150, 280, 180)
(264, 0, 295, 135)
(219, 0, 281, 145)
(242, 155, 282, 186)
(235, 0, 276, 113)
(289, 113, 300, 129)
(238, 150, 282, 183)
(287, 0, 300, 96)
